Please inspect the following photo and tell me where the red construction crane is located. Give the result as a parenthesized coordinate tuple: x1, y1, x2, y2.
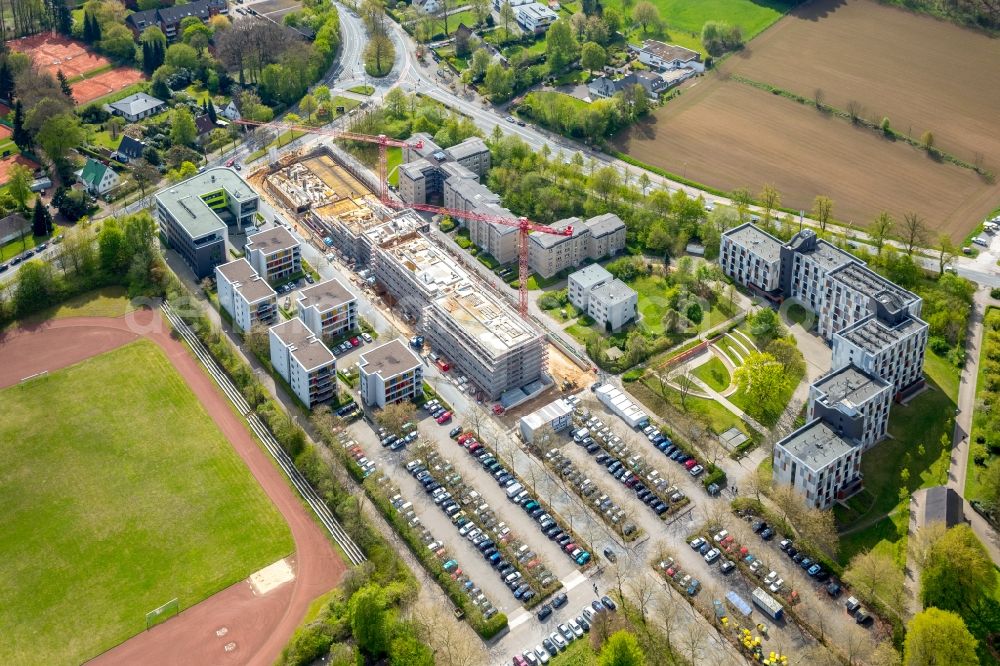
(234, 119, 572, 317)
(234, 119, 421, 201)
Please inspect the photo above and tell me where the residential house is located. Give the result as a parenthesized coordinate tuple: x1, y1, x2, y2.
(588, 71, 671, 100)
(222, 96, 243, 121)
(568, 264, 613, 311)
(107, 93, 166, 122)
(126, 0, 228, 41)
(77, 158, 120, 196)
(215, 258, 277, 332)
(515, 2, 558, 32)
(296, 278, 358, 340)
(195, 114, 217, 138)
(0, 212, 29, 245)
(245, 226, 301, 283)
(773, 419, 863, 510)
(113, 135, 146, 163)
(587, 279, 637, 332)
(634, 40, 704, 72)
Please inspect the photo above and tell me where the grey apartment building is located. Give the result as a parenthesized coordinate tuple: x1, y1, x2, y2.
(155, 168, 259, 278)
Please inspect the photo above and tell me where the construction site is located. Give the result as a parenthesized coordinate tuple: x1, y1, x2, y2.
(247, 141, 592, 407)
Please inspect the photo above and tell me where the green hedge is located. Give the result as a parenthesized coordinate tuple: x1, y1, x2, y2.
(702, 465, 726, 489)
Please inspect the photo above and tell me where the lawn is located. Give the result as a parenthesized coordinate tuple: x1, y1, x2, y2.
(634, 376, 746, 435)
(26, 286, 135, 322)
(714, 336, 744, 365)
(967, 307, 999, 503)
(692, 354, 730, 392)
(603, 0, 798, 42)
(0, 223, 65, 262)
(786, 303, 808, 325)
(0, 340, 293, 664)
(629, 274, 671, 335)
(348, 84, 375, 95)
(550, 636, 597, 664)
(435, 10, 479, 37)
(386, 145, 402, 187)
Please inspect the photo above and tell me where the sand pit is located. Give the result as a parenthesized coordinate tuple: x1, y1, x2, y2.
(249, 559, 296, 596)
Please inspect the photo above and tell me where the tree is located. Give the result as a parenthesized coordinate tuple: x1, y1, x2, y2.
(871, 211, 894, 254)
(759, 183, 781, 227)
(812, 195, 833, 232)
(131, 159, 159, 198)
(580, 41, 607, 72)
(349, 585, 388, 657)
(37, 113, 84, 164)
(901, 212, 927, 255)
(936, 233, 958, 276)
(903, 608, 978, 666)
(546, 19, 579, 73)
(98, 220, 128, 273)
(56, 69, 73, 101)
(11, 100, 29, 150)
(182, 22, 213, 53)
(101, 24, 138, 61)
(389, 633, 434, 666)
(921, 523, 994, 613)
(730, 186, 753, 223)
(364, 34, 395, 77)
(376, 401, 417, 434)
(470, 0, 491, 24)
(747, 307, 780, 341)
(299, 93, 317, 122)
(685, 301, 703, 325)
(870, 641, 902, 666)
(165, 42, 199, 70)
(7, 163, 33, 210)
(701, 20, 743, 56)
(469, 47, 491, 82)
(598, 630, 644, 666)
(483, 62, 514, 101)
(844, 550, 903, 607)
(13, 259, 58, 316)
(0, 59, 14, 102)
(732, 352, 784, 418)
(590, 166, 620, 202)
(31, 199, 52, 237)
(170, 107, 197, 147)
(499, 1, 515, 38)
(631, 1, 661, 32)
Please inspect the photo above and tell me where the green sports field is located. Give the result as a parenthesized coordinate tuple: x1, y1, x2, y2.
(606, 0, 797, 40)
(0, 340, 293, 664)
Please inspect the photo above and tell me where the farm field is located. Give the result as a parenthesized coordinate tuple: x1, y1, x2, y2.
(614, 0, 1000, 241)
(0, 340, 293, 665)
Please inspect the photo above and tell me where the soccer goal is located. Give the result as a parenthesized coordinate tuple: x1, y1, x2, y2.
(145, 598, 180, 630)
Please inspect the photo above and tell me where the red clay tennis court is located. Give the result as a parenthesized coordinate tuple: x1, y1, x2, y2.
(0, 126, 12, 141)
(8, 33, 109, 79)
(72, 68, 147, 105)
(0, 155, 39, 183)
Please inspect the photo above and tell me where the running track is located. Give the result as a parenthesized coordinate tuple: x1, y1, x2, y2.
(0, 311, 346, 665)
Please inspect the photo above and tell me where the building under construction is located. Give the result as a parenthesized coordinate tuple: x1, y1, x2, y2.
(370, 232, 547, 401)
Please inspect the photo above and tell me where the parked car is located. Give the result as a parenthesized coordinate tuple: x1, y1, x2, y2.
(537, 603, 553, 621)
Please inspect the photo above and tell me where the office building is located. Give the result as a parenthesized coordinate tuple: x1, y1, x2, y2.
(296, 278, 358, 340)
(357, 339, 424, 408)
(155, 167, 259, 278)
(245, 226, 301, 283)
(773, 419, 863, 509)
(215, 258, 277, 332)
(268, 318, 337, 408)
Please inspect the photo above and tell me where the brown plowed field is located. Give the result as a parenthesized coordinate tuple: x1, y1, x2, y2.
(0, 311, 345, 666)
(614, 0, 1000, 240)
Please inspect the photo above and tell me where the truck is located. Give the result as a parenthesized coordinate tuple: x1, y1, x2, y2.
(751, 587, 784, 621)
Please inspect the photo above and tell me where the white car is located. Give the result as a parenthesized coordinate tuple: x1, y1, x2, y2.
(713, 529, 729, 543)
(704, 548, 721, 564)
(749, 560, 764, 574)
(764, 570, 778, 585)
(689, 537, 706, 550)
(568, 619, 584, 637)
(550, 632, 567, 650)
(769, 578, 784, 593)
(535, 646, 550, 663)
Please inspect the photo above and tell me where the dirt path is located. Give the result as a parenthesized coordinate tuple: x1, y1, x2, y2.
(0, 310, 345, 666)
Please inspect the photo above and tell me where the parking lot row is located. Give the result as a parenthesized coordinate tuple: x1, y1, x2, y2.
(511, 597, 619, 665)
(408, 444, 558, 606)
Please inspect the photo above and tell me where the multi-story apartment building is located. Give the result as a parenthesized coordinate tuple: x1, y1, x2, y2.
(126, 0, 228, 40)
(520, 213, 628, 277)
(719, 223, 782, 295)
(371, 234, 547, 400)
(214, 258, 277, 332)
(832, 309, 929, 398)
(296, 278, 357, 341)
(398, 135, 491, 205)
(269, 318, 337, 408)
(773, 419, 863, 510)
(808, 364, 892, 451)
(568, 264, 613, 310)
(588, 279, 638, 332)
(720, 222, 929, 509)
(357, 339, 424, 408)
(245, 226, 301, 283)
(515, 2, 558, 32)
(155, 168, 259, 278)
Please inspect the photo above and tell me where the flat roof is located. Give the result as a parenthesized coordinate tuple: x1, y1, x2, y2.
(786, 233, 856, 272)
(829, 262, 918, 307)
(591, 278, 636, 304)
(837, 313, 927, 354)
(296, 278, 355, 312)
(723, 223, 782, 262)
(358, 339, 421, 378)
(216, 258, 275, 302)
(435, 285, 538, 356)
(270, 318, 335, 371)
(570, 263, 612, 289)
(777, 419, 855, 471)
(216, 258, 256, 283)
(521, 398, 573, 430)
(640, 39, 700, 63)
(812, 364, 890, 407)
(246, 226, 298, 255)
(155, 167, 255, 239)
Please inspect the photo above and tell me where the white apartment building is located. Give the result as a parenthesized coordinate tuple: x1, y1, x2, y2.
(269, 318, 337, 408)
(296, 278, 357, 341)
(214, 259, 277, 332)
(781, 230, 855, 315)
(357, 339, 424, 408)
(719, 223, 782, 295)
(832, 312, 929, 398)
(588, 279, 638, 332)
(808, 364, 892, 450)
(245, 226, 301, 283)
(820, 262, 922, 341)
(773, 419, 863, 510)
(516, 2, 558, 32)
(568, 264, 613, 311)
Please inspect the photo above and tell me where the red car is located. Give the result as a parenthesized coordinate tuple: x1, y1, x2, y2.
(563, 542, 577, 553)
(350, 337, 360, 347)
(684, 459, 698, 470)
(457, 433, 473, 444)
(225, 158, 235, 167)
(468, 442, 482, 454)
(436, 411, 452, 424)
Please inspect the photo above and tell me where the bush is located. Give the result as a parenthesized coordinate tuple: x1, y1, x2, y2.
(439, 217, 457, 233)
(928, 336, 951, 355)
(703, 465, 726, 489)
(991, 287, 1000, 300)
(622, 368, 644, 382)
(972, 444, 989, 465)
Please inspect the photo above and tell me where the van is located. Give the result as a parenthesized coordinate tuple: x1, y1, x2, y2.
(573, 428, 590, 442)
(845, 596, 861, 613)
(506, 482, 524, 499)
